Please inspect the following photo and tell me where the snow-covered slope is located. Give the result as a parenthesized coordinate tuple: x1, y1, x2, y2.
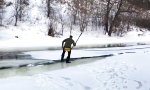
(0, 49, 150, 90)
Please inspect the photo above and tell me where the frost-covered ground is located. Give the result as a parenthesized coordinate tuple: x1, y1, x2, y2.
(0, 28, 150, 90)
(0, 25, 150, 90)
(0, 47, 150, 90)
(1, 21, 150, 90)
(0, 27, 150, 52)
(0, 0, 150, 89)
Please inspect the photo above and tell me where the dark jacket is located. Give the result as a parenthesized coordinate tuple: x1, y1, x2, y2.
(62, 38, 76, 48)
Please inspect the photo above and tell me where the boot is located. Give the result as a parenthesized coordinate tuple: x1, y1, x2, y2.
(66, 61, 71, 63)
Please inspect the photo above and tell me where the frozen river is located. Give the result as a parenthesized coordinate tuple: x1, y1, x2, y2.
(0, 43, 150, 78)
(0, 43, 150, 90)
(0, 57, 104, 78)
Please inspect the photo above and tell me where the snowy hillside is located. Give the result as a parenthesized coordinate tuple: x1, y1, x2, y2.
(1, 1, 150, 90)
(0, 0, 149, 38)
(0, 0, 150, 52)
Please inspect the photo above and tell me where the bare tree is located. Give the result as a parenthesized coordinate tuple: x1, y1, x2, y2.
(103, 0, 138, 36)
(127, 0, 150, 10)
(59, 14, 65, 35)
(47, 0, 51, 17)
(14, 0, 29, 26)
(108, 0, 123, 36)
(46, 0, 55, 18)
(46, 0, 56, 37)
(91, 0, 103, 31)
(67, 0, 94, 32)
(0, 0, 4, 26)
(104, 0, 111, 34)
(48, 21, 55, 37)
(46, 0, 150, 36)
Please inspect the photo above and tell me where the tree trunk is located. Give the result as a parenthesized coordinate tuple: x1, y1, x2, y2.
(47, 0, 51, 17)
(108, 0, 123, 36)
(104, 0, 111, 34)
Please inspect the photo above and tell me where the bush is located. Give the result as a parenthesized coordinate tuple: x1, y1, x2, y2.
(48, 24, 55, 37)
(134, 18, 150, 30)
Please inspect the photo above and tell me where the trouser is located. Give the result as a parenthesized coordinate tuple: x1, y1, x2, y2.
(61, 48, 71, 62)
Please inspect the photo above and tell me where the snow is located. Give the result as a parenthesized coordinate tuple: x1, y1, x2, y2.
(0, 13, 150, 90)
(0, 28, 150, 90)
(0, 50, 150, 90)
(0, 27, 150, 52)
(1, 0, 150, 90)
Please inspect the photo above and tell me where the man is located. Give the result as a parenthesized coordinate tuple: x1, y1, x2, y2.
(61, 35, 76, 63)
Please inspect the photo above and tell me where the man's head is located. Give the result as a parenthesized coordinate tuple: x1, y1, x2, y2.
(70, 35, 73, 38)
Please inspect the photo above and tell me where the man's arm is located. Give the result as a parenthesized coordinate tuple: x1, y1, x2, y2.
(73, 40, 76, 46)
(62, 40, 64, 48)
(62, 39, 66, 48)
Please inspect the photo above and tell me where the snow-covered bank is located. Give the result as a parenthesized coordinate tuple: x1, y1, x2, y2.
(0, 26, 150, 90)
(0, 29, 150, 52)
(1, 0, 150, 89)
(0, 50, 150, 90)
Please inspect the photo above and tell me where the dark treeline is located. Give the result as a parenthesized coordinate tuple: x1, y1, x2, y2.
(127, 0, 150, 10)
(1, 0, 150, 37)
(63, 0, 150, 36)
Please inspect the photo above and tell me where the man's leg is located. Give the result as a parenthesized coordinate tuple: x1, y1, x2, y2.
(61, 49, 65, 62)
(66, 50, 71, 63)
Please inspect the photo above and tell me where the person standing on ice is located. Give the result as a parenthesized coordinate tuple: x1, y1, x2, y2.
(61, 35, 76, 63)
